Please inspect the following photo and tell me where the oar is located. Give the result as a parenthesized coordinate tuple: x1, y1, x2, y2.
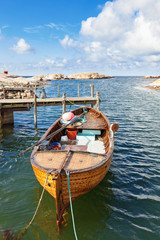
(18, 111, 86, 156)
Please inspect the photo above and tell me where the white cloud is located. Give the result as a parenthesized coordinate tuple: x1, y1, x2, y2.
(80, 0, 160, 58)
(46, 23, 56, 28)
(45, 58, 55, 64)
(5, 0, 160, 75)
(123, 13, 160, 55)
(44, 58, 67, 67)
(80, 1, 123, 41)
(24, 26, 43, 33)
(56, 0, 160, 74)
(60, 35, 79, 48)
(11, 38, 34, 54)
(77, 59, 81, 64)
(45, 22, 60, 30)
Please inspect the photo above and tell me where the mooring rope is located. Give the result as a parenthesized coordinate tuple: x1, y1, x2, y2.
(66, 97, 82, 108)
(16, 172, 49, 239)
(66, 171, 79, 240)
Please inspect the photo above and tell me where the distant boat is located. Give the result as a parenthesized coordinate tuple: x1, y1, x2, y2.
(30, 106, 118, 231)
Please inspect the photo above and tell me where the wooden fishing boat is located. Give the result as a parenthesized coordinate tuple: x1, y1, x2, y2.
(30, 106, 118, 231)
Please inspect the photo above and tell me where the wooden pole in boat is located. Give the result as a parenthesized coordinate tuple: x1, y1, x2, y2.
(34, 93, 37, 129)
(18, 111, 86, 156)
(62, 93, 66, 114)
(96, 91, 100, 111)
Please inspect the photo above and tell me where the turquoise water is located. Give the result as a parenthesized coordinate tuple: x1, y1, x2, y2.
(0, 77, 160, 240)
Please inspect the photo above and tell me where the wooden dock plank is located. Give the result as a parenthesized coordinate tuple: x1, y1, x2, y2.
(0, 97, 97, 109)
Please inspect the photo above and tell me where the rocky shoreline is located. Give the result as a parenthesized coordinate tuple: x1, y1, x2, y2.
(0, 72, 113, 86)
(0, 72, 113, 99)
(143, 75, 160, 90)
(147, 79, 160, 90)
(143, 75, 160, 79)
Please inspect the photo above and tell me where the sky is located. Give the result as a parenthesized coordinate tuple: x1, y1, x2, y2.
(0, 0, 160, 76)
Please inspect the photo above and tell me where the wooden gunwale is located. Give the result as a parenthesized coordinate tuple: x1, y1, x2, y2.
(31, 150, 113, 203)
(30, 106, 116, 231)
(30, 106, 115, 174)
(38, 107, 110, 142)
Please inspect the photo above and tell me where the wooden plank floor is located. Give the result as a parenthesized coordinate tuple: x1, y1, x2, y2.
(33, 151, 105, 171)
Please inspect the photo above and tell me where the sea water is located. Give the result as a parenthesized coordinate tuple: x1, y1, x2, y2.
(0, 77, 160, 240)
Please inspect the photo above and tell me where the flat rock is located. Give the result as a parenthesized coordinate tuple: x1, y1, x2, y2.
(148, 79, 160, 90)
(68, 72, 113, 79)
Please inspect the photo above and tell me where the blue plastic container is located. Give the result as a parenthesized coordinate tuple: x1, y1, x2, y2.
(50, 142, 61, 150)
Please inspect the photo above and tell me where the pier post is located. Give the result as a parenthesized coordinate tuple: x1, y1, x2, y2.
(0, 104, 2, 128)
(62, 93, 66, 114)
(2, 85, 6, 99)
(78, 84, 80, 97)
(34, 94, 37, 128)
(96, 91, 100, 111)
(1, 110, 14, 126)
(57, 84, 60, 97)
(91, 84, 94, 97)
(91, 85, 94, 107)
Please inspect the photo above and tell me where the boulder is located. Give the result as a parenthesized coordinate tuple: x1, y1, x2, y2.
(48, 74, 68, 80)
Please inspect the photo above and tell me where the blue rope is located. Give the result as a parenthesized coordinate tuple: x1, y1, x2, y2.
(66, 171, 79, 240)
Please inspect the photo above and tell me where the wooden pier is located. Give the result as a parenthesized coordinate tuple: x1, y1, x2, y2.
(0, 83, 100, 128)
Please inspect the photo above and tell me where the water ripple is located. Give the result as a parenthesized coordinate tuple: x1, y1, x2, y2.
(0, 77, 160, 240)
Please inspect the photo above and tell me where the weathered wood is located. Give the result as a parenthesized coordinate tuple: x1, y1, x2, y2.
(96, 91, 100, 111)
(2, 85, 6, 99)
(57, 84, 60, 97)
(0, 97, 97, 108)
(91, 84, 94, 97)
(0, 104, 2, 128)
(78, 84, 80, 97)
(111, 123, 119, 132)
(34, 94, 37, 129)
(62, 93, 66, 114)
(30, 106, 118, 233)
(1, 110, 14, 125)
(0, 85, 100, 128)
(55, 174, 63, 234)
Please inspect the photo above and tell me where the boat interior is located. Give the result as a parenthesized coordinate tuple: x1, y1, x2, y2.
(32, 108, 111, 172)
